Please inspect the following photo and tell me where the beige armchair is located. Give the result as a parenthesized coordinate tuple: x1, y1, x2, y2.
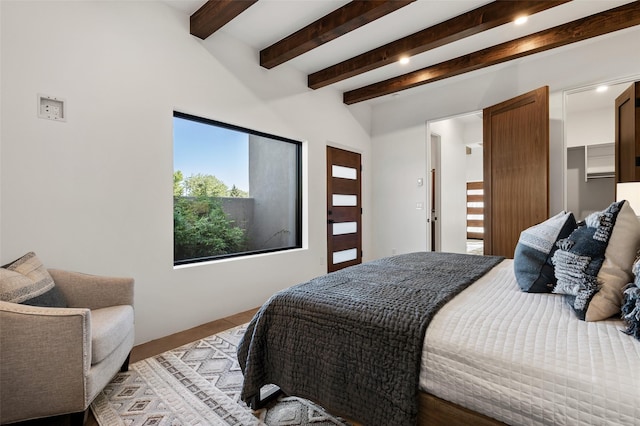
(0, 269, 134, 425)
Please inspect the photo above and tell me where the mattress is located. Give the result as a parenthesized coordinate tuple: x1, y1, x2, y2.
(420, 259, 640, 426)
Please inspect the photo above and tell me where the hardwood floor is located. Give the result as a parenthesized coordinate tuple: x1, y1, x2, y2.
(12, 308, 259, 426)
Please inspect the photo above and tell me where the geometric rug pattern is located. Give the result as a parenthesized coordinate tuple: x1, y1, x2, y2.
(91, 324, 350, 426)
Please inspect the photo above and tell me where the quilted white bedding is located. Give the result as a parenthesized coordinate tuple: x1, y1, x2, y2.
(420, 259, 640, 426)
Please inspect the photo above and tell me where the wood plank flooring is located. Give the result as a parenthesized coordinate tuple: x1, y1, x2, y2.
(12, 308, 259, 426)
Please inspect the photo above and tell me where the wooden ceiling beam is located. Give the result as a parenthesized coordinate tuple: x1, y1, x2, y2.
(260, 0, 415, 69)
(309, 0, 570, 90)
(343, 1, 640, 105)
(191, 0, 258, 40)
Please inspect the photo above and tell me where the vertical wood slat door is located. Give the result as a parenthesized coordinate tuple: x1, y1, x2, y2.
(615, 81, 640, 183)
(327, 146, 362, 273)
(483, 86, 549, 258)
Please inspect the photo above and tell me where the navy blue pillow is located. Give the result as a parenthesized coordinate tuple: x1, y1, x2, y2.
(514, 211, 577, 292)
(552, 201, 626, 320)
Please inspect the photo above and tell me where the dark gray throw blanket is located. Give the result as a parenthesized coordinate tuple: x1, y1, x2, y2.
(237, 252, 503, 426)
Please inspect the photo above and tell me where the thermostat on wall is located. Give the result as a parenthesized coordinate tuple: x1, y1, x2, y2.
(38, 94, 66, 122)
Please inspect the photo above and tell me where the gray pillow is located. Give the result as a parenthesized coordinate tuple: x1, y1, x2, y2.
(0, 252, 67, 308)
(514, 211, 577, 292)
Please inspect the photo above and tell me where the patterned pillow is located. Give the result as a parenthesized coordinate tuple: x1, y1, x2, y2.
(0, 252, 67, 307)
(621, 255, 640, 340)
(514, 211, 577, 292)
(552, 200, 640, 321)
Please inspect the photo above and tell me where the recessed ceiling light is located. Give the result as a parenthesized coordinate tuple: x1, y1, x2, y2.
(596, 85, 609, 93)
(514, 16, 528, 25)
(399, 56, 410, 65)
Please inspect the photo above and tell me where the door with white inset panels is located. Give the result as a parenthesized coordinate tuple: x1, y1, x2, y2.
(327, 146, 362, 273)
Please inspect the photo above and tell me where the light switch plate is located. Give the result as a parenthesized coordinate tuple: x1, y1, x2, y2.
(38, 94, 66, 122)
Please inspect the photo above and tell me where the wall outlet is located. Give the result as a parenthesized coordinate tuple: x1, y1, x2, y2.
(38, 94, 66, 121)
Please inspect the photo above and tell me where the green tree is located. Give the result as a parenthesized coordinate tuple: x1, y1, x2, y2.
(174, 196, 247, 262)
(173, 170, 184, 196)
(229, 184, 248, 198)
(184, 173, 228, 197)
(173, 171, 249, 262)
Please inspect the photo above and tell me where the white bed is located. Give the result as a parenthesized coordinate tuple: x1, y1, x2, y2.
(421, 259, 640, 426)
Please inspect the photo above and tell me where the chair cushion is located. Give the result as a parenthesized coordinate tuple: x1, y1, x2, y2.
(0, 252, 67, 307)
(90, 305, 134, 364)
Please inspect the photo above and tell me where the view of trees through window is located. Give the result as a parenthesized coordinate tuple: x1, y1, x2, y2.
(173, 112, 302, 265)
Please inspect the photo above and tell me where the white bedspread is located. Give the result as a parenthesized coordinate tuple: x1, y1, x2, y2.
(421, 259, 640, 426)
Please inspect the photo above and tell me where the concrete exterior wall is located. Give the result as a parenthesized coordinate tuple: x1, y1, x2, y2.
(248, 135, 299, 250)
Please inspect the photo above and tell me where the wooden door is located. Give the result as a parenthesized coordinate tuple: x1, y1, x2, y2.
(615, 81, 640, 183)
(327, 146, 362, 272)
(483, 86, 549, 258)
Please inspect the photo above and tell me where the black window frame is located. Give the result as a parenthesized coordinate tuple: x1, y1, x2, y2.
(173, 111, 303, 266)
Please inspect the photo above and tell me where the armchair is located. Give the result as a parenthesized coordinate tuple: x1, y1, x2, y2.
(0, 268, 134, 425)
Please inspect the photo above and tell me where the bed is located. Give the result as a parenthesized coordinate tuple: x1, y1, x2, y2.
(238, 201, 640, 426)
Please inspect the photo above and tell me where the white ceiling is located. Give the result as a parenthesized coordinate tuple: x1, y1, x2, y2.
(163, 0, 636, 107)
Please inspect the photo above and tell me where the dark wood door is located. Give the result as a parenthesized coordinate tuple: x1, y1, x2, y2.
(483, 86, 549, 258)
(615, 81, 640, 183)
(327, 146, 362, 272)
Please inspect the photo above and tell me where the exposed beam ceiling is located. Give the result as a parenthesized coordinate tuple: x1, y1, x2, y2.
(343, 1, 640, 104)
(260, 0, 415, 69)
(308, 0, 569, 90)
(190, 0, 258, 40)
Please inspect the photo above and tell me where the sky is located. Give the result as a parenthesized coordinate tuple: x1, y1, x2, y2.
(173, 116, 249, 192)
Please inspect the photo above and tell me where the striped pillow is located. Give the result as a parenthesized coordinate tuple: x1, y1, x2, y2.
(0, 252, 66, 307)
(552, 201, 640, 321)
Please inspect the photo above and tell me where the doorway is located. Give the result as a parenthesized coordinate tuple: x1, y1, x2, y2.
(564, 81, 630, 220)
(427, 113, 484, 255)
(429, 133, 441, 252)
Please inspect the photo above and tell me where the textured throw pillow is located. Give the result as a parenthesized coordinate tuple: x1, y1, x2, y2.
(621, 255, 640, 341)
(0, 252, 67, 307)
(552, 200, 640, 321)
(514, 211, 577, 292)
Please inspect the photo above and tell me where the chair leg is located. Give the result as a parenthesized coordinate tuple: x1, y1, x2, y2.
(120, 352, 131, 372)
(69, 409, 88, 426)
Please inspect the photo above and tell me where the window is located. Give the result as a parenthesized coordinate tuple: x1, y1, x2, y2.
(173, 111, 302, 265)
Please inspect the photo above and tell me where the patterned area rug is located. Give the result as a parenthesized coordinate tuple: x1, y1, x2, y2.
(91, 324, 349, 425)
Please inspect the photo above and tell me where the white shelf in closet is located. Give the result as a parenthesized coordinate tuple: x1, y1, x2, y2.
(584, 142, 615, 182)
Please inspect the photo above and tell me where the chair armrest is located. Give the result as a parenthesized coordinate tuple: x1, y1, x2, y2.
(0, 301, 91, 421)
(48, 269, 134, 310)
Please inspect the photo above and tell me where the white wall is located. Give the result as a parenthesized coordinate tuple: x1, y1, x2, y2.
(465, 146, 483, 183)
(0, 1, 372, 344)
(371, 125, 427, 258)
(371, 27, 640, 255)
(566, 107, 614, 148)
